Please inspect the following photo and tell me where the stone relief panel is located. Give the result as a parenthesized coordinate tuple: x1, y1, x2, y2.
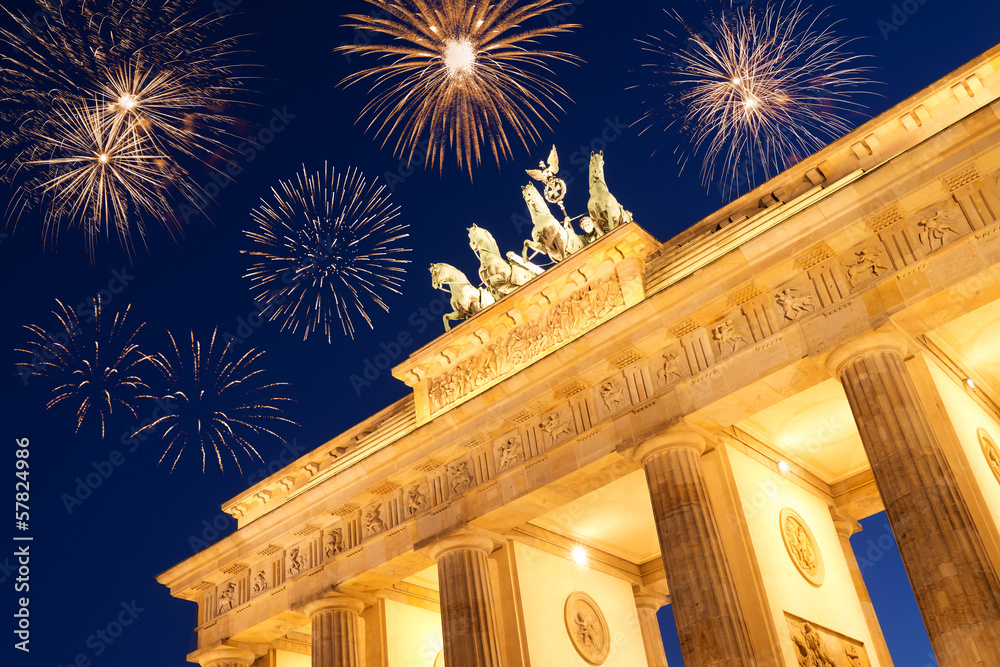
(710, 314, 751, 357)
(841, 241, 891, 290)
(325, 526, 346, 557)
(405, 482, 430, 516)
(446, 457, 477, 496)
(427, 274, 625, 414)
(773, 282, 818, 323)
(915, 202, 967, 252)
(363, 502, 388, 538)
(494, 433, 525, 474)
(251, 568, 270, 595)
(779, 508, 825, 587)
(286, 545, 310, 578)
(537, 407, 578, 449)
(564, 592, 610, 665)
(654, 345, 688, 388)
(978, 427, 1000, 486)
(785, 614, 871, 667)
(596, 373, 631, 421)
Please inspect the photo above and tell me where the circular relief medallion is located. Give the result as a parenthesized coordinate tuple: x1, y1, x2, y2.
(564, 591, 610, 665)
(779, 508, 825, 587)
(979, 428, 1000, 486)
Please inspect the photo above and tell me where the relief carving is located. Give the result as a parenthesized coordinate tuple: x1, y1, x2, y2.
(252, 569, 269, 594)
(406, 484, 429, 515)
(326, 528, 345, 557)
(539, 412, 575, 444)
(845, 246, 890, 286)
(978, 428, 1000, 486)
(287, 547, 307, 576)
(428, 275, 625, 413)
(447, 461, 475, 495)
(712, 319, 747, 354)
(775, 288, 815, 321)
(786, 614, 871, 667)
(218, 582, 237, 614)
(917, 208, 962, 250)
(599, 380, 627, 413)
(656, 350, 684, 387)
(495, 437, 523, 473)
(564, 592, 610, 665)
(780, 508, 824, 586)
(365, 504, 387, 537)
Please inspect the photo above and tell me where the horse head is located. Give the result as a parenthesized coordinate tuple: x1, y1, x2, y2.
(429, 262, 466, 290)
(589, 150, 606, 184)
(468, 223, 499, 256)
(522, 182, 547, 214)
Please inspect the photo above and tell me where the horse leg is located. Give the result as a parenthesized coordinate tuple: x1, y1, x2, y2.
(523, 240, 546, 263)
(443, 312, 459, 332)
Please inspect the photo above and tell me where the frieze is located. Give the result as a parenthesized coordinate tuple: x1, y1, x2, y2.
(427, 274, 626, 414)
(785, 614, 871, 667)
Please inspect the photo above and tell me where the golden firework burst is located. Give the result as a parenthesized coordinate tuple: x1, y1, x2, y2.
(337, 0, 581, 176)
(637, 1, 874, 197)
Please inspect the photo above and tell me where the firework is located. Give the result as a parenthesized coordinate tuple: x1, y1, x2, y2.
(134, 330, 297, 474)
(637, 1, 874, 197)
(243, 164, 410, 341)
(28, 100, 176, 255)
(0, 0, 250, 254)
(15, 298, 152, 438)
(337, 0, 580, 176)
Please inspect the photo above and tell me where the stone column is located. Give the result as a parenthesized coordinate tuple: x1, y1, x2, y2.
(827, 332, 1000, 664)
(830, 510, 894, 667)
(428, 533, 505, 667)
(634, 592, 670, 667)
(303, 594, 366, 667)
(193, 645, 255, 667)
(636, 426, 756, 667)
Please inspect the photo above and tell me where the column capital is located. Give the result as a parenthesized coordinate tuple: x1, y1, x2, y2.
(633, 591, 669, 611)
(634, 424, 706, 466)
(190, 644, 256, 667)
(824, 330, 909, 378)
(301, 593, 366, 618)
(830, 508, 862, 539)
(426, 531, 495, 561)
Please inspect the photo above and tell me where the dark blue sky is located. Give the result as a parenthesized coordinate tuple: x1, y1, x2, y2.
(1, 1, 998, 665)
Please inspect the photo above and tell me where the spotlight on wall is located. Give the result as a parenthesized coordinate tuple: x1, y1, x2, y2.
(777, 460, 791, 474)
(572, 546, 587, 565)
(965, 378, 976, 389)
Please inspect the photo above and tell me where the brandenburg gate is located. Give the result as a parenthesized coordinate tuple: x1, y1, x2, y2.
(159, 44, 1000, 667)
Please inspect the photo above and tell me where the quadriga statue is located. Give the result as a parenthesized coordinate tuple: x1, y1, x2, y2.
(468, 224, 537, 299)
(587, 150, 633, 234)
(429, 263, 495, 331)
(520, 182, 585, 263)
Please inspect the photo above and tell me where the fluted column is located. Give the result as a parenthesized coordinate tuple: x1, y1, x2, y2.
(428, 533, 505, 667)
(827, 332, 1000, 665)
(634, 592, 670, 667)
(830, 510, 894, 667)
(192, 645, 255, 667)
(636, 426, 756, 667)
(302, 594, 366, 667)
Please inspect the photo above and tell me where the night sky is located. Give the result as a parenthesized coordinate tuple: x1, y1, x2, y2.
(1, 1, 998, 665)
